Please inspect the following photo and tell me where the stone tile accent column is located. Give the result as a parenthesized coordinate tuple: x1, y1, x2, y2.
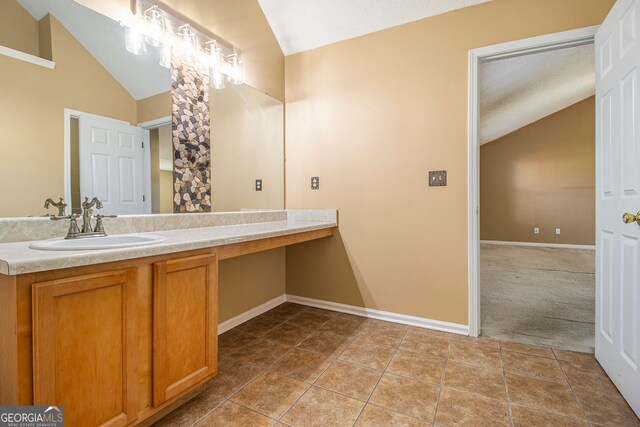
(171, 57, 211, 212)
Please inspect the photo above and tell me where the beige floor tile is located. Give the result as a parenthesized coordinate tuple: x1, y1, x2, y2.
(298, 329, 355, 358)
(574, 386, 640, 426)
(154, 390, 225, 427)
(511, 405, 588, 427)
(315, 360, 382, 401)
(263, 322, 315, 346)
(369, 373, 439, 422)
(449, 335, 501, 349)
(435, 387, 509, 427)
(552, 349, 597, 365)
(232, 338, 293, 368)
(502, 351, 566, 383)
(500, 341, 555, 358)
(355, 326, 407, 348)
(361, 319, 409, 332)
(269, 303, 308, 318)
(270, 348, 333, 383)
(204, 357, 264, 398)
(338, 339, 396, 370)
(386, 350, 445, 385)
(281, 386, 365, 427)
(506, 372, 583, 419)
(286, 308, 336, 330)
(559, 360, 617, 391)
(194, 401, 274, 427)
(399, 331, 449, 359)
(218, 329, 257, 356)
(319, 314, 368, 337)
(448, 341, 502, 369)
(236, 314, 286, 337)
(407, 326, 458, 340)
(355, 404, 430, 426)
(443, 362, 506, 400)
(230, 371, 309, 419)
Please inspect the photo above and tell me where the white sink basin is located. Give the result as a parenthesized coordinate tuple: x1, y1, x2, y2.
(29, 234, 166, 251)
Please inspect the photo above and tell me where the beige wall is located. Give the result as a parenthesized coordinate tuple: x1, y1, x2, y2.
(285, 0, 613, 325)
(0, 12, 137, 217)
(211, 84, 284, 212)
(0, 0, 39, 56)
(137, 91, 171, 124)
(481, 97, 595, 245)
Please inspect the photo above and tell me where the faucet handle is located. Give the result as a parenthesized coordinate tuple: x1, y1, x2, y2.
(51, 214, 81, 239)
(94, 214, 117, 234)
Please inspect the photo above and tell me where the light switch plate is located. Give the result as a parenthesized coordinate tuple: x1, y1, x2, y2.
(534, 227, 540, 234)
(556, 228, 561, 235)
(255, 179, 262, 191)
(429, 170, 447, 187)
(311, 177, 319, 190)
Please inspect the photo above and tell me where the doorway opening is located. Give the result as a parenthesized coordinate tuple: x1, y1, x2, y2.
(468, 27, 598, 353)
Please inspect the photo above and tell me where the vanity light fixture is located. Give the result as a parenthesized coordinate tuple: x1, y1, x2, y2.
(143, 5, 166, 47)
(206, 41, 225, 90)
(122, 1, 244, 87)
(227, 53, 243, 85)
(125, 28, 147, 55)
(159, 46, 172, 68)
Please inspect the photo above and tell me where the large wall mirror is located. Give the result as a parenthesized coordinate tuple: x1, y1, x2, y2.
(0, 0, 284, 217)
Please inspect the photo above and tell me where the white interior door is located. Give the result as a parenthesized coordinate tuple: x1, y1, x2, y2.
(79, 113, 147, 215)
(596, 0, 640, 416)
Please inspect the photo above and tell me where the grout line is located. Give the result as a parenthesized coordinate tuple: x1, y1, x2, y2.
(431, 339, 450, 425)
(556, 356, 594, 426)
(499, 345, 515, 427)
(351, 328, 406, 426)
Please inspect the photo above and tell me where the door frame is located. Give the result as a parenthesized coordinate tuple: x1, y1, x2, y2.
(63, 109, 156, 214)
(467, 26, 599, 337)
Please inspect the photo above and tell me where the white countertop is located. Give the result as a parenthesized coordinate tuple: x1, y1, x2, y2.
(0, 219, 336, 276)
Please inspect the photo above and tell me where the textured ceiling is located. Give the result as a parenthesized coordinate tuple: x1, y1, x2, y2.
(257, 0, 492, 56)
(479, 43, 595, 145)
(18, 0, 170, 100)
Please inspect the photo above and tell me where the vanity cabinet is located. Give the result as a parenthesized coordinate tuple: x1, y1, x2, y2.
(0, 226, 336, 426)
(152, 254, 218, 406)
(31, 269, 139, 427)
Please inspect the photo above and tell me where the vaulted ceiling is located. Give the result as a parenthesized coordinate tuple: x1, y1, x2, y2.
(257, 0, 492, 56)
(479, 43, 595, 144)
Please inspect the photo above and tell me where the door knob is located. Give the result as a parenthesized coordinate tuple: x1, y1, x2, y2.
(622, 211, 640, 225)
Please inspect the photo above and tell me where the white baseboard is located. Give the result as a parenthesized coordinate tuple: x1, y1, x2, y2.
(480, 240, 595, 250)
(286, 294, 469, 336)
(218, 295, 286, 334)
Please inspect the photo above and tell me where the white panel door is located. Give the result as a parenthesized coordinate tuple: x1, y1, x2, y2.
(79, 113, 146, 215)
(596, 0, 640, 417)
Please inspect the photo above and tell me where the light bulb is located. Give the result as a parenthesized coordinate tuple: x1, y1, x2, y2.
(211, 70, 225, 90)
(176, 24, 198, 58)
(125, 28, 147, 55)
(159, 46, 171, 68)
(144, 5, 166, 47)
(227, 53, 243, 85)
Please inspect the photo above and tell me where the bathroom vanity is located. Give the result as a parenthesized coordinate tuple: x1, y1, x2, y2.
(0, 210, 337, 426)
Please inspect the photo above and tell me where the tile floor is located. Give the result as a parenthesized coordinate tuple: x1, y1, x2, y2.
(154, 303, 640, 427)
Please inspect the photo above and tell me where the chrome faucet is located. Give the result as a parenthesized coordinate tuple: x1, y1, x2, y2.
(51, 196, 116, 239)
(81, 197, 103, 233)
(44, 197, 67, 217)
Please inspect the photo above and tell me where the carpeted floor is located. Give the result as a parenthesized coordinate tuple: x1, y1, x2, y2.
(480, 244, 595, 353)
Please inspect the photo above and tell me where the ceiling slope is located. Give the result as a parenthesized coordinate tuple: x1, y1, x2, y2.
(479, 43, 595, 145)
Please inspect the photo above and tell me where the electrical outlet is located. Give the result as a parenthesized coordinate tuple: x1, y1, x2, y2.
(255, 179, 262, 191)
(311, 177, 319, 190)
(534, 227, 540, 234)
(429, 170, 447, 187)
(556, 228, 561, 235)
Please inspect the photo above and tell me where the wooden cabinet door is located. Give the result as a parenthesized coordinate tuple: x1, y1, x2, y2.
(152, 253, 218, 406)
(32, 269, 138, 427)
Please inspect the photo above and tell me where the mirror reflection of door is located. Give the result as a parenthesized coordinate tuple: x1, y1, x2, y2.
(70, 112, 150, 215)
